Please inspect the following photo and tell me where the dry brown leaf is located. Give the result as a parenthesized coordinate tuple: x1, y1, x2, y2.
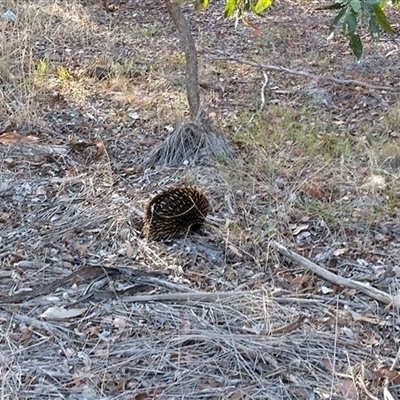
(92, 139, 106, 160)
(271, 316, 306, 335)
(0, 212, 13, 223)
(69, 138, 84, 146)
(133, 394, 149, 400)
(290, 275, 308, 290)
(0, 132, 39, 145)
(374, 368, 400, 383)
(133, 388, 164, 400)
(333, 248, 347, 256)
(40, 306, 87, 320)
(4, 158, 16, 168)
(18, 328, 33, 343)
(111, 378, 127, 392)
(343, 288, 357, 298)
(88, 326, 100, 337)
(307, 182, 326, 199)
(341, 379, 359, 400)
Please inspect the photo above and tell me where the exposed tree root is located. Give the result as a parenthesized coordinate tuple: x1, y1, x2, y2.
(145, 114, 232, 167)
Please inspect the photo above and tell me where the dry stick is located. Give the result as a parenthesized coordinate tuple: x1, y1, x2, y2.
(0, 311, 72, 342)
(122, 290, 336, 305)
(213, 55, 399, 92)
(270, 240, 398, 306)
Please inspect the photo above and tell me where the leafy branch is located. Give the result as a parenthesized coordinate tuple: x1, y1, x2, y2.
(319, 0, 394, 59)
(198, 0, 396, 59)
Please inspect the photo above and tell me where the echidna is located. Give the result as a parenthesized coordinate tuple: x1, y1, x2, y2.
(142, 185, 210, 241)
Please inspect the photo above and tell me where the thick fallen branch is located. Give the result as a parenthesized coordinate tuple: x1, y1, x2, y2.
(213, 55, 399, 92)
(270, 240, 398, 306)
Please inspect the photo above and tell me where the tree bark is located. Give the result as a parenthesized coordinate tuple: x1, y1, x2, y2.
(164, 0, 200, 120)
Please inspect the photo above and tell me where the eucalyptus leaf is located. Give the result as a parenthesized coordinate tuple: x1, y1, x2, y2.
(329, 6, 347, 34)
(348, 32, 363, 59)
(254, 0, 273, 14)
(350, 0, 362, 13)
(372, 3, 393, 34)
(368, 12, 381, 39)
(343, 9, 358, 34)
(224, 0, 235, 17)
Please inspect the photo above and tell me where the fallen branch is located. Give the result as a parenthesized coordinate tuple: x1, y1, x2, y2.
(270, 240, 398, 306)
(213, 55, 399, 92)
(121, 290, 340, 305)
(0, 310, 72, 342)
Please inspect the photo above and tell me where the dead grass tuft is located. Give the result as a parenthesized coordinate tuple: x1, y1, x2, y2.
(145, 114, 232, 167)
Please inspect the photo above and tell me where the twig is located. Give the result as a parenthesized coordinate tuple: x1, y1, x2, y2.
(0, 310, 72, 342)
(386, 48, 400, 58)
(138, 276, 198, 293)
(213, 55, 399, 92)
(249, 71, 270, 124)
(270, 240, 398, 306)
(121, 290, 342, 305)
(259, 71, 270, 113)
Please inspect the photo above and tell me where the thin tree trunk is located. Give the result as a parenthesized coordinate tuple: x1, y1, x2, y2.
(164, 0, 200, 120)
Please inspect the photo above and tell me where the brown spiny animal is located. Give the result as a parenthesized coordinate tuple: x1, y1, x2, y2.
(142, 185, 210, 241)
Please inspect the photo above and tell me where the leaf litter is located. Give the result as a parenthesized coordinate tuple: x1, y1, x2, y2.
(0, 0, 400, 399)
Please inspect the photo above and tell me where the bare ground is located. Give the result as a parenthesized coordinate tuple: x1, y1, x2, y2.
(1, 0, 400, 399)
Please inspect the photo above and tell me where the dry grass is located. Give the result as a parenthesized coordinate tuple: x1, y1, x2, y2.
(1, 0, 400, 399)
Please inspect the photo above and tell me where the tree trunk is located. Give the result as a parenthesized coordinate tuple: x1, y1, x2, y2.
(164, 0, 200, 120)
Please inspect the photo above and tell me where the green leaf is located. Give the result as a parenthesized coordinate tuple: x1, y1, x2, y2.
(368, 13, 381, 39)
(317, 2, 345, 10)
(350, 0, 362, 13)
(195, 0, 209, 11)
(348, 32, 363, 59)
(329, 7, 347, 34)
(372, 3, 393, 34)
(343, 9, 358, 34)
(379, 1, 388, 10)
(254, 0, 273, 14)
(224, 0, 236, 17)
